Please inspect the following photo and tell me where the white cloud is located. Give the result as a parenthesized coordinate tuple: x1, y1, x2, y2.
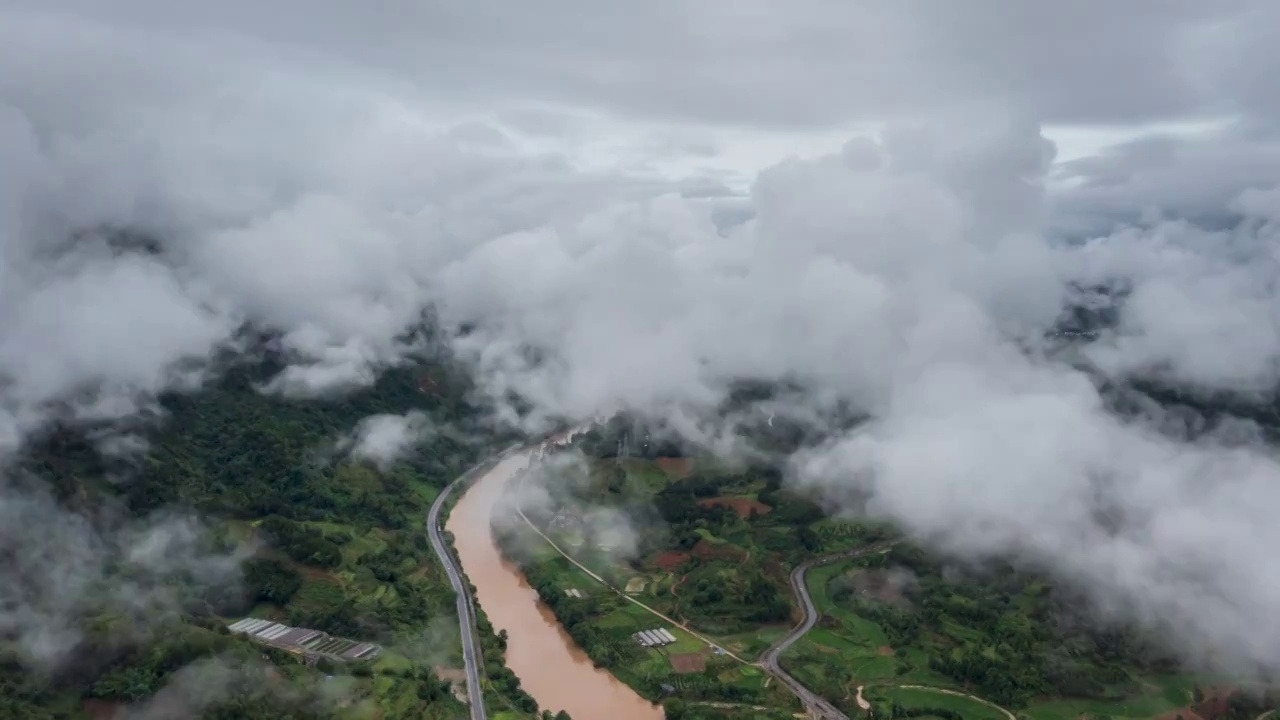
(0, 480, 247, 666)
(342, 411, 435, 471)
(6, 0, 1280, 679)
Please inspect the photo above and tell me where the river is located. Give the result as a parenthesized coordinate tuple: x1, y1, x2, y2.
(446, 450, 665, 720)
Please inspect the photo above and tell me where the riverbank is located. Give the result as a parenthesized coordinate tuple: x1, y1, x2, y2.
(447, 450, 665, 720)
(491, 453, 804, 718)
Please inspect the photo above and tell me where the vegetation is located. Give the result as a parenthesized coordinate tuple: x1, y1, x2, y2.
(1, 354, 513, 719)
(495, 417, 1279, 720)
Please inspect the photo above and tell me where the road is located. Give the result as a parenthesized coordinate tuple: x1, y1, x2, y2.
(427, 451, 515, 720)
(518, 441, 883, 718)
(759, 543, 898, 720)
(430, 433, 1017, 720)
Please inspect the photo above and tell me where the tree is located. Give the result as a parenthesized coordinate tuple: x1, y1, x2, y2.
(243, 557, 302, 604)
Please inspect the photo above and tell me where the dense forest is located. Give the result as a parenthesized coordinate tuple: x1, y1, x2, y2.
(0, 348, 509, 720)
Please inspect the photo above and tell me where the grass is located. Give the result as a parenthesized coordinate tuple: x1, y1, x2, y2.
(618, 458, 673, 495)
(694, 527, 728, 544)
(1021, 676, 1196, 720)
(868, 687, 1009, 720)
(408, 479, 440, 505)
(716, 625, 788, 660)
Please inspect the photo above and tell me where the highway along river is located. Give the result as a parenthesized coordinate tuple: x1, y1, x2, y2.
(446, 450, 665, 720)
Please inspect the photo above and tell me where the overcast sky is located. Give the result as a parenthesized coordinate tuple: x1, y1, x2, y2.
(6, 0, 1280, 677)
(5, 2, 1277, 171)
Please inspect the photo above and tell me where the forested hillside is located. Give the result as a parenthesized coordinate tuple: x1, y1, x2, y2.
(1, 351, 509, 720)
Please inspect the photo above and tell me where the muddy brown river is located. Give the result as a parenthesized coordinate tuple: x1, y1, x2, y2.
(447, 450, 664, 720)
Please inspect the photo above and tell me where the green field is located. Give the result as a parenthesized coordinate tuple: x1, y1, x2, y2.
(866, 687, 1010, 720)
(501, 419, 1280, 720)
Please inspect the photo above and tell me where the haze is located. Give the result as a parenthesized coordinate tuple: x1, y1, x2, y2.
(5, 0, 1280, 678)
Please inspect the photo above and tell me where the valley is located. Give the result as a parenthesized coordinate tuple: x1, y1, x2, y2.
(475, 421, 1280, 720)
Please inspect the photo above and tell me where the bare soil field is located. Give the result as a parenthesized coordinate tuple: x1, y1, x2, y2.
(697, 496, 772, 518)
(84, 700, 124, 720)
(655, 550, 691, 571)
(691, 539, 747, 561)
(655, 457, 694, 478)
(668, 652, 708, 674)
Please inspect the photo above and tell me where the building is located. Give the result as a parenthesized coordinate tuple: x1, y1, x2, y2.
(632, 628, 676, 648)
(228, 618, 381, 662)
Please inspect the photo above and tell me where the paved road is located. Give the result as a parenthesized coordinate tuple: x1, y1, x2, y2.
(760, 543, 899, 719)
(520, 436, 872, 718)
(427, 452, 513, 720)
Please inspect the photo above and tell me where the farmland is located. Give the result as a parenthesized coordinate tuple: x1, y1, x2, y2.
(495, 418, 1280, 720)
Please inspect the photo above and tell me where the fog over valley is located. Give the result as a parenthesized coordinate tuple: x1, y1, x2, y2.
(6, 1, 1280, 705)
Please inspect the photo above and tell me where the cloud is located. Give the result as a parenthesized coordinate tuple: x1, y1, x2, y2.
(490, 447, 651, 564)
(2, 1, 1267, 130)
(341, 411, 436, 471)
(448, 123, 1280, 676)
(119, 654, 358, 720)
(6, 0, 1280, 681)
(0, 477, 248, 667)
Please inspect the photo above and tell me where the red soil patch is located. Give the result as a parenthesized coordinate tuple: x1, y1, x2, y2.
(1192, 687, 1239, 720)
(655, 550, 691, 571)
(691, 539, 746, 561)
(84, 700, 124, 720)
(877, 645, 896, 656)
(299, 566, 341, 583)
(1154, 687, 1240, 720)
(697, 496, 772, 519)
(655, 457, 694, 479)
(668, 653, 708, 673)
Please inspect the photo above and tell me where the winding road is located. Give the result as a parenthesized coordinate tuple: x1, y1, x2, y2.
(757, 542, 1019, 720)
(517, 443, 874, 718)
(760, 543, 899, 719)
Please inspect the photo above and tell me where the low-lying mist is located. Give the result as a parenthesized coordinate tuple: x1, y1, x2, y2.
(5, 3, 1280, 683)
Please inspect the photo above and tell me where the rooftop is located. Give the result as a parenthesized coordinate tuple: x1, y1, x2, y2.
(228, 618, 381, 662)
